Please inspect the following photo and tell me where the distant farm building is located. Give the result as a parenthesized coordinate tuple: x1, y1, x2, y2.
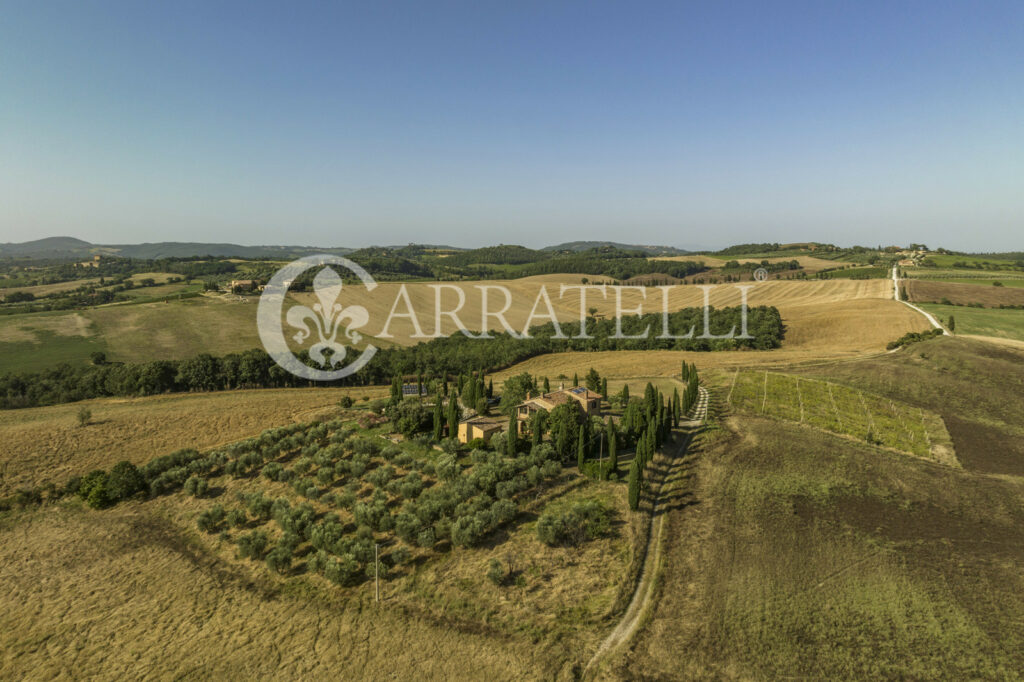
(230, 279, 256, 292)
(457, 416, 505, 444)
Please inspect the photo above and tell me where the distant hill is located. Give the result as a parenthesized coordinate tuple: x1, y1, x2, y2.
(0, 237, 95, 258)
(0, 238, 353, 260)
(542, 241, 692, 256)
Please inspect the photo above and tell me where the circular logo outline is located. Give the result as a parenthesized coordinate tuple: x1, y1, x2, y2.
(257, 254, 378, 381)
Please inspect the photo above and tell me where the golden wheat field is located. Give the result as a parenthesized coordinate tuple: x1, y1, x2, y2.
(0, 387, 385, 495)
(296, 276, 901, 345)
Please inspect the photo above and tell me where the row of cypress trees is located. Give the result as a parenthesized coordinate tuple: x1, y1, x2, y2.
(628, 364, 701, 511)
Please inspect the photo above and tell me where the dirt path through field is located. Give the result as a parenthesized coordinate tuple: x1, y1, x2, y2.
(583, 387, 709, 678)
(893, 265, 949, 334)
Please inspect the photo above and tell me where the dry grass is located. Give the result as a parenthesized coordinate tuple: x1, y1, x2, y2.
(492, 297, 930, 381)
(302, 276, 901, 348)
(907, 280, 1024, 308)
(0, 387, 385, 495)
(0, 501, 555, 679)
(650, 255, 841, 273)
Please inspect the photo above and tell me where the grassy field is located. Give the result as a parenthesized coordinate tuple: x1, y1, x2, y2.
(792, 336, 1024, 476)
(726, 370, 954, 463)
(918, 303, 1024, 343)
(0, 387, 386, 495)
(0, 402, 636, 678)
(0, 311, 108, 373)
(619, 414, 1024, 679)
(919, 253, 1022, 269)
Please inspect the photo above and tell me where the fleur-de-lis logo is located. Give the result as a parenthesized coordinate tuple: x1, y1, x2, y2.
(286, 267, 369, 368)
(257, 255, 378, 381)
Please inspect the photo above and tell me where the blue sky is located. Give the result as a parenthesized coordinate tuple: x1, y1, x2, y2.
(1, 1, 1022, 250)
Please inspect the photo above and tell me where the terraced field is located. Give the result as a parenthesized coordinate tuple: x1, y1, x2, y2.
(726, 370, 955, 464)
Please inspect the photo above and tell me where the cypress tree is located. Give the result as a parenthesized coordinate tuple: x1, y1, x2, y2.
(433, 400, 443, 441)
(628, 459, 641, 511)
(577, 429, 586, 470)
(506, 413, 517, 457)
(600, 377, 608, 401)
(531, 412, 543, 448)
(447, 398, 458, 439)
(487, 379, 493, 399)
(607, 419, 617, 473)
(543, 376, 550, 393)
(573, 372, 579, 387)
(621, 383, 629, 404)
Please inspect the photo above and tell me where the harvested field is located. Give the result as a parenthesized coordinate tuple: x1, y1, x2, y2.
(492, 297, 930, 381)
(0, 502, 556, 679)
(906, 280, 1024, 308)
(0, 387, 385, 495)
(619, 415, 1024, 679)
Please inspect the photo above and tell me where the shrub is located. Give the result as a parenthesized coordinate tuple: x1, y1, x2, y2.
(78, 470, 109, 509)
(394, 472, 424, 499)
(184, 476, 209, 497)
(339, 396, 354, 408)
(236, 530, 269, 559)
(450, 513, 488, 547)
(227, 508, 247, 527)
(536, 499, 612, 547)
(416, 527, 436, 548)
(77, 407, 92, 427)
(105, 461, 145, 502)
(197, 505, 227, 533)
(487, 558, 505, 585)
(265, 545, 293, 574)
(261, 462, 283, 481)
(324, 554, 361, 586)
(390, 546, 411, 566)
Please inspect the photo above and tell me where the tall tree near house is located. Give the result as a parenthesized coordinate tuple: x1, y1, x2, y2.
(432, 400, 443, 441)
(620, 383, 629, 405)
(506, 412, 517, 457)
(606, 418, 617, 473)
(573, 372, 579, 387)
(600, 377, 608, 402)
(543, 376, 551, 393)
(487, 379, 493, 399)
(447, 398, 458, 439)
(530, 410, 546, 448)
(628, 459, 641, 511)
(585, 367, 601, 392)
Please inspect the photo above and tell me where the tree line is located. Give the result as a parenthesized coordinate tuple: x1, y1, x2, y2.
(0, 305, 774, 409)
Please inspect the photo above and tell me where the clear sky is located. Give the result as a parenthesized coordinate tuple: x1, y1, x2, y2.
(1, 1, 1022, 251)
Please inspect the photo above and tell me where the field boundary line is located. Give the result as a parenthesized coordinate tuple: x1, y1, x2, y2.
(726, 368, 739, 404)
(761, 371, 769, 414)
(827, 384, 844, 431)
(796, 377, 805, 423)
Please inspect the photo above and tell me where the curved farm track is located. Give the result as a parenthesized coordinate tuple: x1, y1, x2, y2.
(584, 387, 708, 679)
